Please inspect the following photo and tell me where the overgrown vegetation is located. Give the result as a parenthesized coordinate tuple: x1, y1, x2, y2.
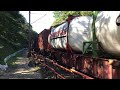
(52, 11, 97, 26)
(0, 11, 38, 63)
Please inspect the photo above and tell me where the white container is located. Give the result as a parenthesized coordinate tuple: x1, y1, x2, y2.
(95, 11, 120, 56)
(49, 16, 93, 52)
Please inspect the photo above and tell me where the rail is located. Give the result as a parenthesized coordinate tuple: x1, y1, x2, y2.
(41, 62, 66, 79)
(44, 58, 94, 79)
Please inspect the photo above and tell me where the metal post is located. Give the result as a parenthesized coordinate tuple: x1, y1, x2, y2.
(83, 11, 99, 57)
(92, 11, 99, 58)
(28, 11, 31, 53)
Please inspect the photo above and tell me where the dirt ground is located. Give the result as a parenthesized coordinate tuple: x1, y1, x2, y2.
(0, 49, 42, 79)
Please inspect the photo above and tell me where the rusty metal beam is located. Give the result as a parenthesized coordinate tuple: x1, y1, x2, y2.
(41, 62, 66, 79)
(45, 58, 94, 79)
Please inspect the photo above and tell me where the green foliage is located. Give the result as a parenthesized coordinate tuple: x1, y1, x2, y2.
(0, 11, 38, 63)
(0, 38, 16, 64)
(52, 11, 93, 26)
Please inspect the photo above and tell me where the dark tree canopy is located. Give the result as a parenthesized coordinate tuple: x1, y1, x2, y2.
(0, 11, 38, 60)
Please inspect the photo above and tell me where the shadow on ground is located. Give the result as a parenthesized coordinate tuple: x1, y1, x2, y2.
(0, 49, 42, 79)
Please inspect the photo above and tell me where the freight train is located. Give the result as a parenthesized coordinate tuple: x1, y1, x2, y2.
(29, 11, 120, 79)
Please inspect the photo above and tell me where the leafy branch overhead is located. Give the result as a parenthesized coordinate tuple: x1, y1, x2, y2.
(52, 11, 93, 26)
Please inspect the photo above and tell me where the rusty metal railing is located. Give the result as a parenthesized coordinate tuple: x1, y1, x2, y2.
(40, 62, 66, 79)
(45, 58, 94, 79)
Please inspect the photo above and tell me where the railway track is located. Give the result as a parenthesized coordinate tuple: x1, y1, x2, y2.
(30, 54, 96, 79)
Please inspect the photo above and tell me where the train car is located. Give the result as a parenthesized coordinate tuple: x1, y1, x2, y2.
(46, 15, 96, 67)
(38, 28, 51, 56)
(49, 11, 120, 57)
(95, 11, 120, 56)
(30, 11, 120, 79)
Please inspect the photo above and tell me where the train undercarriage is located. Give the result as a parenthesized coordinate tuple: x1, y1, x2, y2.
(28, 48, 120, 79)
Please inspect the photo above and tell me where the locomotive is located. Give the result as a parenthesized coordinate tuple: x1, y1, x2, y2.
(29, 11, 120, 79)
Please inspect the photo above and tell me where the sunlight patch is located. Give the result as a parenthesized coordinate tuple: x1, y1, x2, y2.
(13, 67, 40, 74)
(0, 46, 4, 49)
